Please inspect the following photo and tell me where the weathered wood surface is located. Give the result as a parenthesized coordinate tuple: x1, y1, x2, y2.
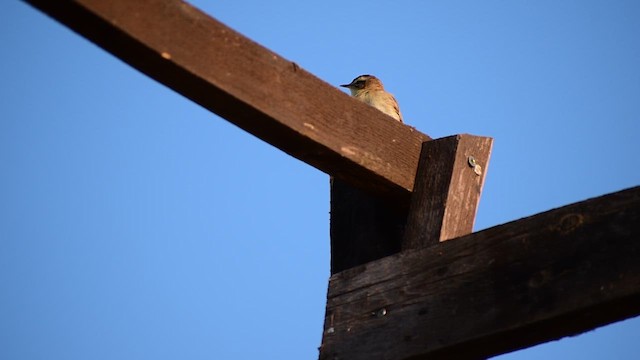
(403, 135, 493, 250)
(25, 0, 430, 203)
(320, 186, 640, 360)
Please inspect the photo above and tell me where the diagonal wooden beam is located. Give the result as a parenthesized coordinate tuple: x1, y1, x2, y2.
(24, 0, 431, 204)
(320, 186, 640, 360)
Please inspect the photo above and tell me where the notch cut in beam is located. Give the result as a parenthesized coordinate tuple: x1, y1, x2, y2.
(320, 186, 640, 360)
(25, 0, 431, 204)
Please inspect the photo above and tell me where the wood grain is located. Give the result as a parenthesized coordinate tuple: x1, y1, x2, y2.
(403, 135, 493, 250)
(25, 0, 431, 202)
(320, 186, 640, 360)
(330, 135, 492, 274)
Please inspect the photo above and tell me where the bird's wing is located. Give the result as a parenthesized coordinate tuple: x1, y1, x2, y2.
(392, 95, 403, 123)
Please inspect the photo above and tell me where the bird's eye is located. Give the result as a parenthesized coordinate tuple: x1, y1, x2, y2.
(355, 80, 365, 88)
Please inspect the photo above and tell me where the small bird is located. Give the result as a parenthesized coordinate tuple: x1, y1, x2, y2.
(340, 75, 403, 122)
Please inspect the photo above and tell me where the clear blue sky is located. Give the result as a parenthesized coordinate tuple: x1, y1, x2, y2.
(2, 1, 639, 359)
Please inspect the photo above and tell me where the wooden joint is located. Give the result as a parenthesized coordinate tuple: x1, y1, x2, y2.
(329, 134, 492, 274)
(321, 186, 640, 360)
(403, 134, 493, 250)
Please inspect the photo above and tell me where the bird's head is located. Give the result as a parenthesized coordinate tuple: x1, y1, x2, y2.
(340, 74, 384, 95)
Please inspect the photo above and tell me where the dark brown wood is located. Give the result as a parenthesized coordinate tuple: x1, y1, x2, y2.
(320, 186, 640, 360)
(403, 135, 493, 250)
(330, 179, 407, 274)
(330, 135, 492, 274)
(24, 0, 431, 204)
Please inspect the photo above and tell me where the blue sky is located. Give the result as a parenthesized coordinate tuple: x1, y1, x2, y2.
(2, 1, 639, 359)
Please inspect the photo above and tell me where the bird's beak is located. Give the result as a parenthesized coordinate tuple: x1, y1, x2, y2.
(340, 83, 351, 88)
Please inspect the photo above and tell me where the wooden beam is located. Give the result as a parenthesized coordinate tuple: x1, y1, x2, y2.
(24, 0, 431, 204)
(330, 135, 493, 274)
(403, 134, 493, 250)
(320, 186, 640, 360)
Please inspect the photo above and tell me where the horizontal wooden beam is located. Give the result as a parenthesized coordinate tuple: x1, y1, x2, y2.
(320, 186, 640, 360)
(25, 0, 430, 203)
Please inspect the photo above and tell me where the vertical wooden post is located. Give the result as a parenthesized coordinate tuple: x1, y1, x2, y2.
(403, 134, 493, 250)
(329, 179, 407, 274)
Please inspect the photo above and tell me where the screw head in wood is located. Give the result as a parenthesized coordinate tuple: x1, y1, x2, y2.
(468, 156, 483, 176)
(373, 308, 387, 317)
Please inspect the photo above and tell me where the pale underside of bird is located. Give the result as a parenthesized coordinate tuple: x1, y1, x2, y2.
(340, 74, 403, 123)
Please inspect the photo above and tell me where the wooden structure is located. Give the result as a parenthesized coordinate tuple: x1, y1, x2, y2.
(25, 1, 640, 359)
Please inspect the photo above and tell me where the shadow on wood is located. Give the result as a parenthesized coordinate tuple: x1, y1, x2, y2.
(330, 178, 407, 274)
(330, 134, 492, 274)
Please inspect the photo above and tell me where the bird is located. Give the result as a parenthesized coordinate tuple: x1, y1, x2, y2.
(340, 74, 403, 122)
